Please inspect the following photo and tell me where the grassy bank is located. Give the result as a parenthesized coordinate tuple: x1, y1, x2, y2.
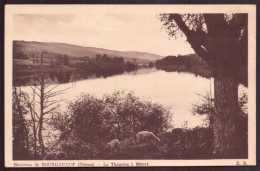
(13, 54, 139, 85)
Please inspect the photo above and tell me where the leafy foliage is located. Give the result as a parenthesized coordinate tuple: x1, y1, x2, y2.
(191, 90, 248, 158)
(192, 90, 248, 127)
(75, 54, 137, 78)
(12, 87, 31, 159)
(155, 54, 213, 77)
(49, 91, 173, 159)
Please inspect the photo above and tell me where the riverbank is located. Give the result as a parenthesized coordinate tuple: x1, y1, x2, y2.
(155, 54, 213, 78)
(156, 65, 213, 78)
(13, 55, 140, 86)
(155, 54, 248, 86)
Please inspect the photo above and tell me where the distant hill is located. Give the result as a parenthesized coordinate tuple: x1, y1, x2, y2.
(13, 41, 163, 61)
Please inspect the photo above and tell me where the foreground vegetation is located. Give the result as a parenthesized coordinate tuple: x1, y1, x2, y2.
(13, 89, 248, 160)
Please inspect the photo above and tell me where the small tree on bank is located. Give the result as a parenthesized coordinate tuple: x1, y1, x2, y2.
(13, 50, 69, 159)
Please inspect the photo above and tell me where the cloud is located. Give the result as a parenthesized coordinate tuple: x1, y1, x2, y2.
(13, 13, 194, 56)
(14, 14, 75, 24)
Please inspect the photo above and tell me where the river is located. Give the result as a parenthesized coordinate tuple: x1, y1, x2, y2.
(20, 68, 222, 129)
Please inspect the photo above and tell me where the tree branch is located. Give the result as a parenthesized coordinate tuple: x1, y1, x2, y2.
(170, 14, 210, 64)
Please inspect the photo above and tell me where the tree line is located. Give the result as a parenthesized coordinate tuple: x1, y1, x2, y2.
(74, 54, 137, 78)
(13, 51, 138, 85)
(155, 55, 213, 78)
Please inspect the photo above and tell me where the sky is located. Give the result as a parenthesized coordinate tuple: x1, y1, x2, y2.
(13, 14, 194, 56)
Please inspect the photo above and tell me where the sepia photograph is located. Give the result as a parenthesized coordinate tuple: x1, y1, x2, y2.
(5, 5, 256, 167)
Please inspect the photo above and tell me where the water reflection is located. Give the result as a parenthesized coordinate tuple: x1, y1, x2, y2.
(19, 68, 216, 128)
(13, 68, 152, 86)
(16, 68, 248, 129)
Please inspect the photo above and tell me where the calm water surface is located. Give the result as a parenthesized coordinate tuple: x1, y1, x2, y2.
(21, 68, 218, 128)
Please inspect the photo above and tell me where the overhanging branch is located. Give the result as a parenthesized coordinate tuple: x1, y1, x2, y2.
(170, 14, 210, 64)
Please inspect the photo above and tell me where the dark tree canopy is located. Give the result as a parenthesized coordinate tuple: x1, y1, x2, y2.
(159, 14, 248, 85)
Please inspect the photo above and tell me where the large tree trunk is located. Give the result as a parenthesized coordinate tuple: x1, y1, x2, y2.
(213, 68, 244, 158)
(166, 13, 248, 159)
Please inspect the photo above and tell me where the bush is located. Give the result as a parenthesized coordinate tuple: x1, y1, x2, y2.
(12, 88, 31, 159)
(191, 90, 248, 158)
(192, 90, 248, 127)
(50, 91, 173, 159)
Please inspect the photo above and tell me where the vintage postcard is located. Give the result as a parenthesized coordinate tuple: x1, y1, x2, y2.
(5, 5, 256, 167)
